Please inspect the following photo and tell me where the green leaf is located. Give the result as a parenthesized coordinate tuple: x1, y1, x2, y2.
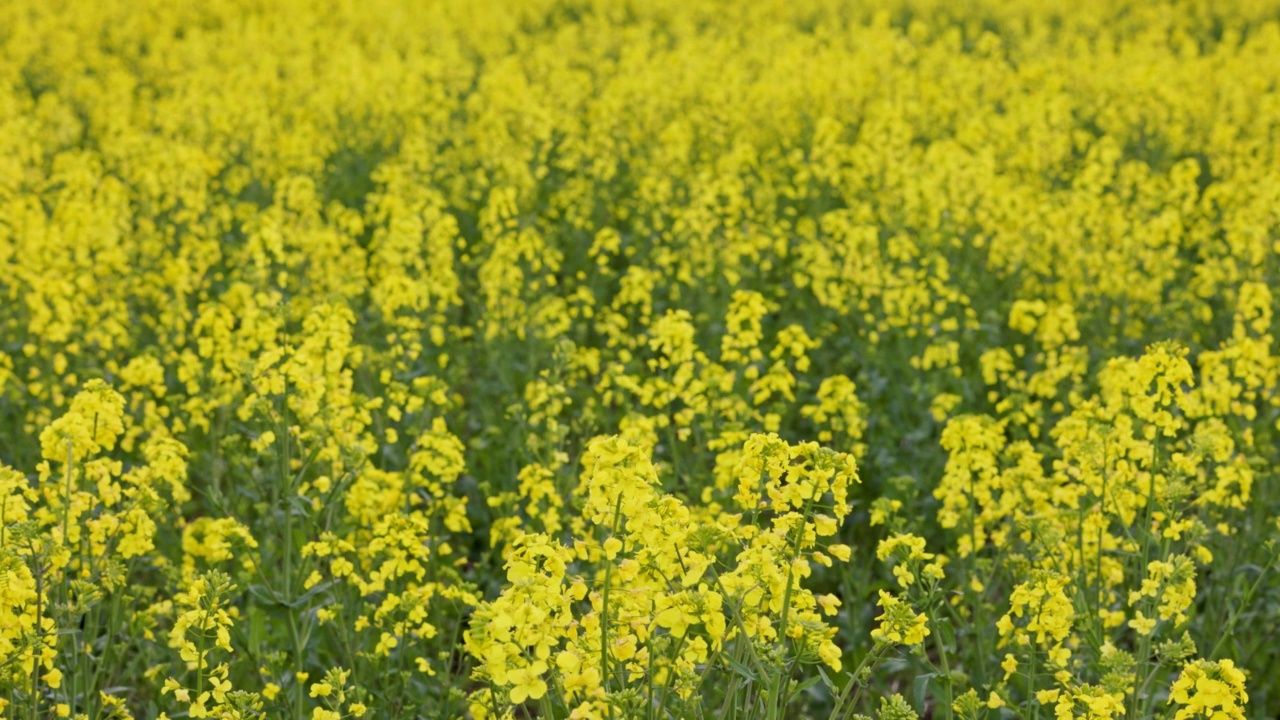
(817, 666, 837, 693)
(721, 652, 759, 682)
(912, 673, 936, 713)
(793, 673, 824, 697)
(939, 618, 956, 654)
(249, 605, 267, 650)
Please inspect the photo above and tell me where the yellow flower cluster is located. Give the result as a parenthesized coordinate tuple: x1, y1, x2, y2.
(928, 333, 1274, 717)
(1, 0, 1279, 718)
(1169, 659, 1249, 720)
(467, 434, 858, 717)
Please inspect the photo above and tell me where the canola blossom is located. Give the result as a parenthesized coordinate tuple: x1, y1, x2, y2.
(1, 0, 1279, 718)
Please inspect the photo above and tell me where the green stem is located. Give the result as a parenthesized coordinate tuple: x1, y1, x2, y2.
(600, 493, 624, 719)
(61, 439, 77, 712)
(1208, 548, 1276, 661)
(30, 548, 43, 720)
(829, 642, 887, 720)
(290, 612, 306, 719)
(770, 507, 811, 720)
(538, 691, 556, 720)
(933, 620, 953, 720)
(1028, 640, 1038, 720)
(196, 600, 213, 700)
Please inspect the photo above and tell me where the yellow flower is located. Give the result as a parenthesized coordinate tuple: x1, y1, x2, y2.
(603, 536, 624, 560)
(1129, 611, 1157, 636)
(507, 661, 549, 704)
(1002, 653, 1018, 680)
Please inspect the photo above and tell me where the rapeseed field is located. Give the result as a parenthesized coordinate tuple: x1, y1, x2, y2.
(2, 0, 1279, 718)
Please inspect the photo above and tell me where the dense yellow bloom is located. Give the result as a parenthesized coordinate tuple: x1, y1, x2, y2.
(998, 572, 1074, 648)
(871, 591, 930, 647)
(1, 0, 1278, 717)
(1052, 685, 1126, 720)
(1169, 659, 1249, 720)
